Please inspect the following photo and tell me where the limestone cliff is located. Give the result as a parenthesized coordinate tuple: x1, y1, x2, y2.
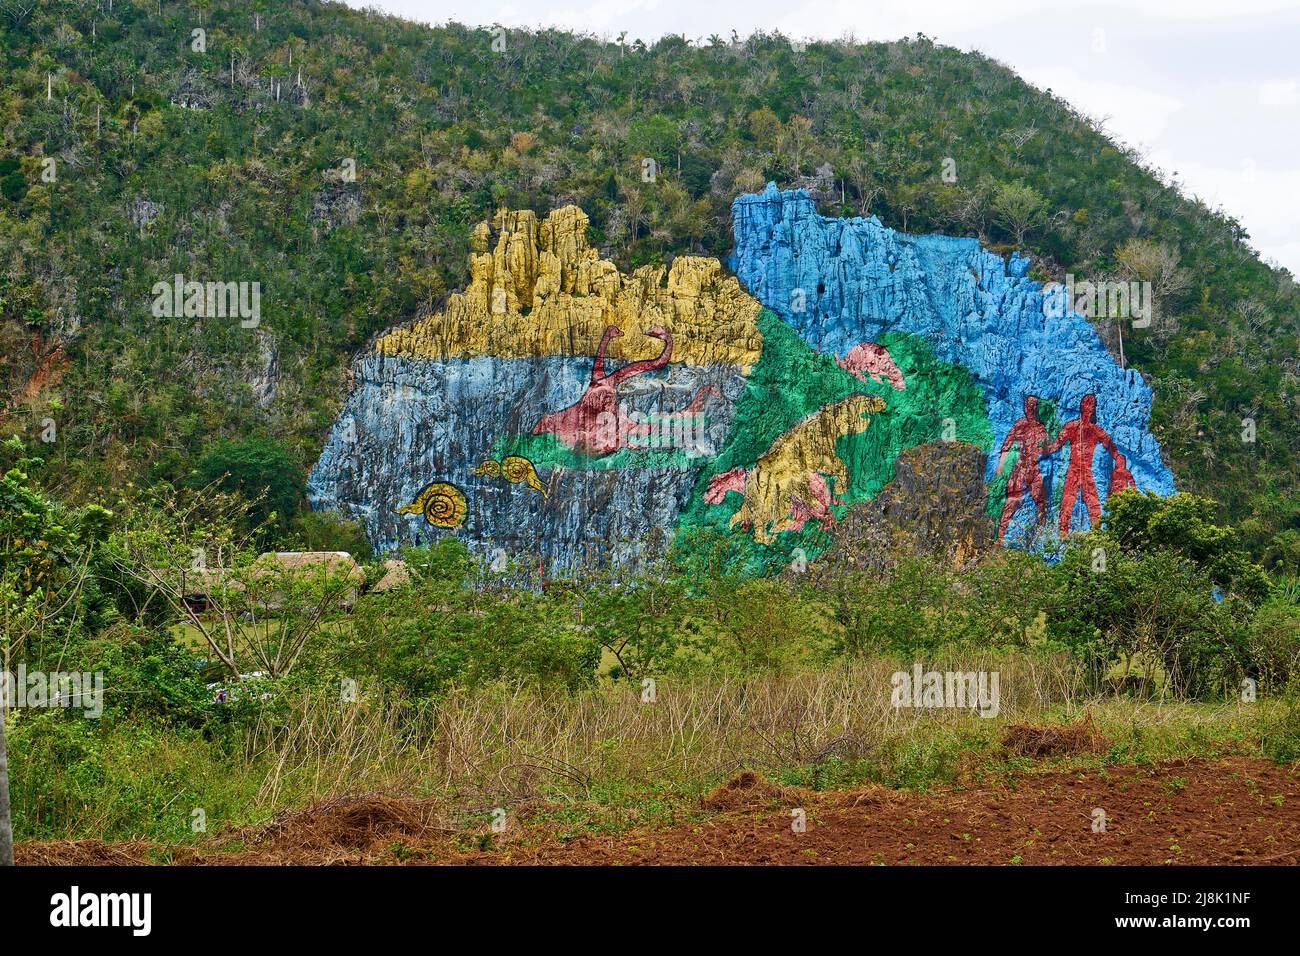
(728, 184, 1175, 548)
(794, 441, 999, 581)
(376, 205, 763, 371)
(309, 204, 761, 571)
(310, 188, 1177, 576)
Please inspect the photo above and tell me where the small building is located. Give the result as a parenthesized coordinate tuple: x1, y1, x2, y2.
(252, 551, 366, 608)
(370, 558, 413, 593)
(153, 552, 365, 611)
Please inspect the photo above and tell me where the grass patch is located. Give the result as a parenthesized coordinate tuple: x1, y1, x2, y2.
(9, 652, 1297, 847)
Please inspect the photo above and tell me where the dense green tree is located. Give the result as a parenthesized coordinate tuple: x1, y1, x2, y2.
(287, 510, 372, 560)
(1104, 490, 1270, 605)
(1049, 533, 1245, 698)
(191, 436, 303, 532)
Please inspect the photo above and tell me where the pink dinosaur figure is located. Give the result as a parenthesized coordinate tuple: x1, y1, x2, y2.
(836, 342, 906, 391)
(784, 473, 846, 532)
(533, 325, 718, 456)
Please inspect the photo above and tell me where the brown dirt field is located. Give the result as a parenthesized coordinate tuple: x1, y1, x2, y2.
(16, 756, 1300, 866)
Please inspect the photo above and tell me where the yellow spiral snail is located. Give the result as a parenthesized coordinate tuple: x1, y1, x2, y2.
(395, 481, 467, 529)
(474, 456, 547, 499)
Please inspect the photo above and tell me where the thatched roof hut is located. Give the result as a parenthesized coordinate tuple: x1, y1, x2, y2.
(370, 558, 413, 593)
(153, 551, 365, 610)
(253, 551, 365, 582)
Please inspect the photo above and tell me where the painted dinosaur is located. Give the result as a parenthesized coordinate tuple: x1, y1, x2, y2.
(533, 324, 719, 456)
(836, 342, 906, 391)
(705, 393, 887, 544)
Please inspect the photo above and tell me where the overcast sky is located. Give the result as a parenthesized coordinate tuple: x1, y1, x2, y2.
(343, 0, 1300, 275)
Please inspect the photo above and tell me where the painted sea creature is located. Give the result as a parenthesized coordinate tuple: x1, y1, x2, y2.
(395, 481, 468, 529)
(474, 455, 548, 498)
(533, 325, 720, 456)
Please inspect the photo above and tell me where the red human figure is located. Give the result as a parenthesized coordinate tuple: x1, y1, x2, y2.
(1043, 394, 1122, 537)
(995, 395, 1049, 541)
(1110, 455, 1135, 494)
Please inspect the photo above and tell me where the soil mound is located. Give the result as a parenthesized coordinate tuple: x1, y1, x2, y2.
(243, 794, 440, 853)
(1001, 712, 1109, 758)
(702, 771, 799, 812)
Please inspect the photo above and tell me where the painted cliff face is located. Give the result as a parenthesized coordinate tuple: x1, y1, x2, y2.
(310, 188, 1175, 575)
(308, 205, 760, 574)
(727, 184, 1175, 551)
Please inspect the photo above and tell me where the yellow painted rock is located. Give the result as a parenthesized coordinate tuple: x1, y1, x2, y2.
(729, 394, 886, 545)
(375, 205, 763, 371)
(395, 482, 468, 529)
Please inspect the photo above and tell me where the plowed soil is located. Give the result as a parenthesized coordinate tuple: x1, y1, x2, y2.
(16, 757, 1300, 866)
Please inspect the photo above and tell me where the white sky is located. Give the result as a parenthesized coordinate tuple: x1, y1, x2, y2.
(344, 0, 1300, 275)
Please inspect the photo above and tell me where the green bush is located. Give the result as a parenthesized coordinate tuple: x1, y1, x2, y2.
(6, 709, 251, 843)
(85, 624, 216, 728)
(823, 552, 1060, 657)
(1048, 532, 1246, 698)
(0, 170, 25, 202)
(1105, 491, 1271, 605)
(325, 551, 600, 696)
(1247, 599, 1300, 695)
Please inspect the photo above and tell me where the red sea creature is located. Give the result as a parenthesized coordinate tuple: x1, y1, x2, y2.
(533, 325, 718, 456)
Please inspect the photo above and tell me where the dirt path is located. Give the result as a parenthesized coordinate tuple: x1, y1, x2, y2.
(17, 757, 1300, 866)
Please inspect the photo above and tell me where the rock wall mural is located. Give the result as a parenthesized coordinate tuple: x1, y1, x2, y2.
(309, 186, 1176, 576)
(727, 184, 1176, 552)
(308, 204, 760, 575)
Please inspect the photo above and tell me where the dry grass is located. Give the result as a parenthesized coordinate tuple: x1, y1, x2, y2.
(1002, 711, 1109, 758)
(13, 652, 1285, 848)
(233, 653, 1085, 812)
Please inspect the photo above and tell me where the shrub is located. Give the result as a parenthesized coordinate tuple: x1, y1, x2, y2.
(72, 624, 213, 728)
(285, 510, 372, 561)
(1048, 532, 1246, 698)
(1247, 599, 1300, 695)
(1105, 490, 1270, 605)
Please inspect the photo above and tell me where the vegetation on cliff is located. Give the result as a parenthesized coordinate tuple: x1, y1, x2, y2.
(0, 1, 1296, 563)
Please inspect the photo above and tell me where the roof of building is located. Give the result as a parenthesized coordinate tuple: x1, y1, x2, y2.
(371, 558, 413, 592)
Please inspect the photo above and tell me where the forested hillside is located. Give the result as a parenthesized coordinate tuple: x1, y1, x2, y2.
(1, 0, 1296, 564)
